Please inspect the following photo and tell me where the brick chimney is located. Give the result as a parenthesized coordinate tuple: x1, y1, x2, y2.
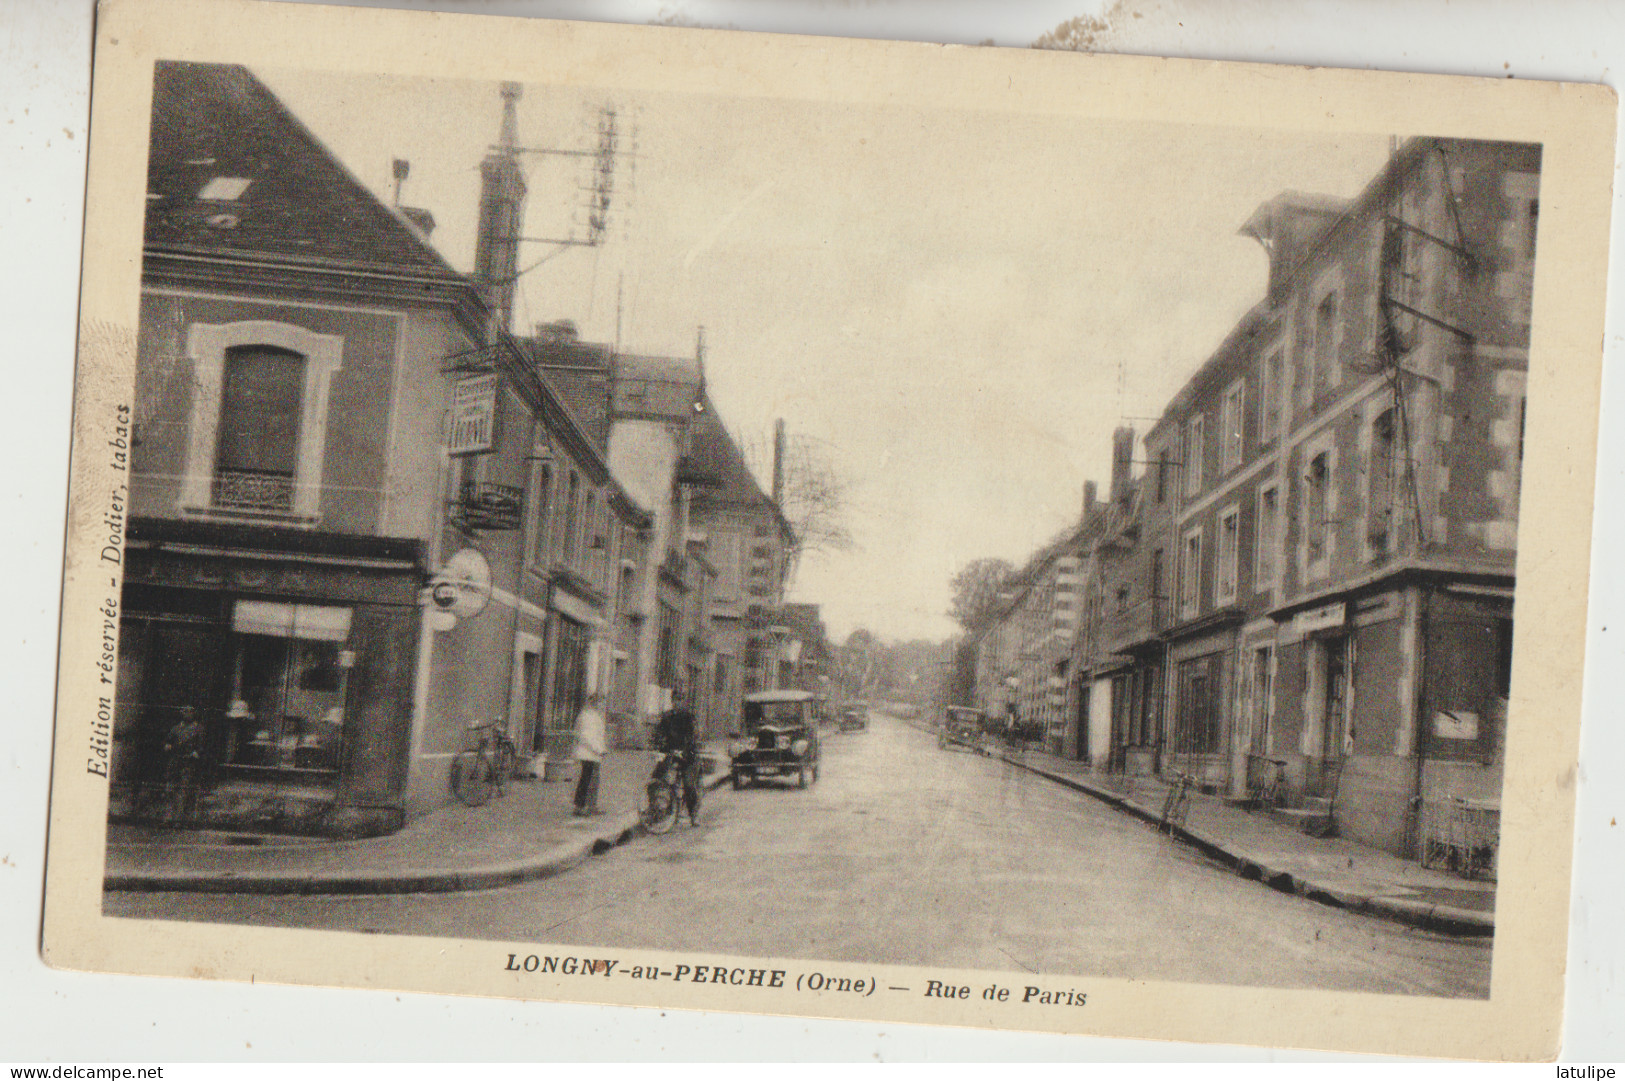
(473, 82, 526, 336)
(1082, 480, 1098, 518)
(1110, 426, 1135, 508)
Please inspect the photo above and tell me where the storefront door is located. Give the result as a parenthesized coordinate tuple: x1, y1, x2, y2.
(540, 614, 589, 760)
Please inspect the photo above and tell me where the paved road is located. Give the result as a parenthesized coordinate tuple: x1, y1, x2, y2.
(107, 711, 1492, 997)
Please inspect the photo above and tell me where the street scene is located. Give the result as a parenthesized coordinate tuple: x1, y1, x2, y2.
(100, 57, 1530, 1001)
(106, 708, 1490, 998)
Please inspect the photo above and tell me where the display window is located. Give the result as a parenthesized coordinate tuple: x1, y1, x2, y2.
(224, 600, 353, 773)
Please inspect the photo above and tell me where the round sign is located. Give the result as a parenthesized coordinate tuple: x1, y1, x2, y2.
(431, 548, 492, 618)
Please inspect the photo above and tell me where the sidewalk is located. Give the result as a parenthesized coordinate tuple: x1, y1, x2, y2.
(1005, 749, 1495, 936)
(105, 747, 729, 895)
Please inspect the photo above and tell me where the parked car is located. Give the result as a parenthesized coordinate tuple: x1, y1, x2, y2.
(939, 706, 989, 755)
(838, 706, 868, 732)
(730, 690, 822, 788)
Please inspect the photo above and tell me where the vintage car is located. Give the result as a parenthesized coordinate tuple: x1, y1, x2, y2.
(837, 706, 868, 732)
(939, 705, 989, 754)
(730, 690, 822, 788)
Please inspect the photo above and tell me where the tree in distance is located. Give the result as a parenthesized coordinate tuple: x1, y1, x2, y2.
(948, 557, 1016, 631)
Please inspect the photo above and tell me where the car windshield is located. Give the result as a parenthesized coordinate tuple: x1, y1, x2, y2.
(744, 700, 810, 730)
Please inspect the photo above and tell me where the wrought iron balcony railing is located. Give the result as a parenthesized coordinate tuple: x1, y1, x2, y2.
(451, 481, 524, 531)
(214, 469, 294, 513)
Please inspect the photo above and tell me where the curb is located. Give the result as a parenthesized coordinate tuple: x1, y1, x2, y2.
(1001, 754, 1495, 938)
(104, 771, 734, 896)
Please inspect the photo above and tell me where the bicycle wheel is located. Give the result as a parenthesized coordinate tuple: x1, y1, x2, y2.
(642, 780, 678, 834)
(492, 738, 517, 790)
(450, 750, 494, 806)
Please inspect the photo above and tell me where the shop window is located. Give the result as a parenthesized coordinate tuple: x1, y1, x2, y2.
(542, 615, 589, 755)
(224, 601, 352, 773)
(656, 603, 680, 687)
(1175, 654, 1223, 755)
(1251, 645, 1275, 754)
(1134, 663, 1162, 746)
(180, 320, 343, 522)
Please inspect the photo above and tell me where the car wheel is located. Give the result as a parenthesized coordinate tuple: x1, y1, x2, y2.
(812, 763, 820, 783)
(731, 769, 744, 790)
(798, 764, 808, 789)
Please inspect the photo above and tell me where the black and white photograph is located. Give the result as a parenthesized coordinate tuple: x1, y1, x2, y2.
(36, 0, 1615, 1061)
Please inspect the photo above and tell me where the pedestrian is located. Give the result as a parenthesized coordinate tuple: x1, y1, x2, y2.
(572, 690, 607, 817)
(651, 685, 701, 826)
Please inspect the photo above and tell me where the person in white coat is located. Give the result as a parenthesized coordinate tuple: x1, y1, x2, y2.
(572, 691, 608, 816)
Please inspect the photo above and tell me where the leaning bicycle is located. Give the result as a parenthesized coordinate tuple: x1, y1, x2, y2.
(639, 749, 698, 834)
(1158, 769, 1193, 832)
(450, 718, 518, 807)
(1245, 753, 1287, 811)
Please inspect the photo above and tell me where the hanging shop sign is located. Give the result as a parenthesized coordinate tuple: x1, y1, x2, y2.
(429, 548, 492, 619)
(448, 374, 500, 455)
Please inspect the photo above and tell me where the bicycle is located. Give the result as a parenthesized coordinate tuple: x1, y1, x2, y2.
(1245, 753, 1287, 811)
(640, 749, 699, 834)
(449, 718, 518, 807)
(1158, 769, 1193, 832)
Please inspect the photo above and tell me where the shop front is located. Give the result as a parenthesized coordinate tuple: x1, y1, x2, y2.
(112, 520, 423, 837)
(1163, 611, 1243, 791)
(528, 576, 604, 778)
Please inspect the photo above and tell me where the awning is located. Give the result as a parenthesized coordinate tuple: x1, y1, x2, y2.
(232, 600, 353, 641)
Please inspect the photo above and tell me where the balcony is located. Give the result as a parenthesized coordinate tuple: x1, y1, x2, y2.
(450, 481, 523, 531)
(214, 469, 294, 513)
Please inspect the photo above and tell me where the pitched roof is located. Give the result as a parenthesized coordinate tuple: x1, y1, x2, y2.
(144, 61, 460, 279)
(687, 395, 768, 504)
(512, 333, 616, 453)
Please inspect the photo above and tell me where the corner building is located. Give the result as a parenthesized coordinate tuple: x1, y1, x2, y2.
(1146, 137, 1534, 857)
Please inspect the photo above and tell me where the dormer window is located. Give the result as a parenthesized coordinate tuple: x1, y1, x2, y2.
(198, 176, 253, 201)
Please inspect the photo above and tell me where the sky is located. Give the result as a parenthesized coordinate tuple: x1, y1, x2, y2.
(260, 66, 1392, 646)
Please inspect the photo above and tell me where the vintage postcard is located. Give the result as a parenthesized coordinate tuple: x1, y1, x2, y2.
(43, 0, 1615, 1060)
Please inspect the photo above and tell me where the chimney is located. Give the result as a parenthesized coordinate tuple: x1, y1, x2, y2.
(1110, 426, 1135, 507)
(473, 82, 527, 336)
(1083, 480, 1097, 517)
(391, 158, 410, 205)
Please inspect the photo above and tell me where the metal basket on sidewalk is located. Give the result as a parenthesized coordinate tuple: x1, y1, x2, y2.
(1419, 796, 1499, 880)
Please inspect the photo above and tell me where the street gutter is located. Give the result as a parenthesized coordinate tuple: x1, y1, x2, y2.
(104, 770, 734, 896)
(1001, 753, 1494, 938)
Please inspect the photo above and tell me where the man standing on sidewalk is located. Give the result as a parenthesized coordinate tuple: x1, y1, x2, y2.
(572, 691, 607, 817)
